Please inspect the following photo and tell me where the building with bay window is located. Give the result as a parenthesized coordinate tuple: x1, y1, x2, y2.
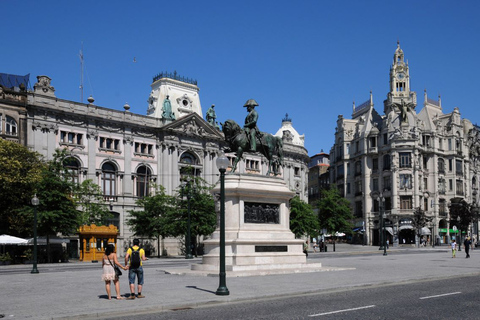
(330, 42, 480, 246)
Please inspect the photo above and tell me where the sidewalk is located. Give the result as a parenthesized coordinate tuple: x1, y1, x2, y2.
(2, 244, 476, 320)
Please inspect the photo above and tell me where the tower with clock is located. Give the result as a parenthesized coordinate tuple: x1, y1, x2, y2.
(384, 41, 417, 116)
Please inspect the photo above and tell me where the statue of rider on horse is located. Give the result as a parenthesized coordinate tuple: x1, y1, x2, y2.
(221, 99, 283, 176)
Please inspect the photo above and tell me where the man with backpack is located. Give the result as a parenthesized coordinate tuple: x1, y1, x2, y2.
(125, 239, 147, 299)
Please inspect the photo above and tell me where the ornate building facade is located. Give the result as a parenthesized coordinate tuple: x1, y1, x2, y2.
(0, 72, 309, 256)
(330, 43, 480, 246)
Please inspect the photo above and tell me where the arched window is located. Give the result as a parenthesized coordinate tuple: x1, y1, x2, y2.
(106, 212, 120, 229)
(136, 165, 151, 198)
(102, 162, 117, 198)
(6, 116, 17, 136)
(64, 157, 80, 184)
(179, 151, 201, 177)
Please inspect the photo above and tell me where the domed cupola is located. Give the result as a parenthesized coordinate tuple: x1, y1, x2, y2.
(274, 113, 305, 147)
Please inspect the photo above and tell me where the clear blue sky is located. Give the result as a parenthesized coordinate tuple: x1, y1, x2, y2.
(2, 1, 479, 155)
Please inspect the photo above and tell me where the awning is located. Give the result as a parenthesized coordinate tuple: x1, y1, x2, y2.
(26, 237, 70, 245)
(385, 227, 394, 235)
(0, 234, 28, 245)
(420, 227, 431, 235)
(399, 225, 414, 231)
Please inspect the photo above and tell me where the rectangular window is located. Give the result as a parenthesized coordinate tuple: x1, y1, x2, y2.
(399, 174, 412, 189)
(448, 139, 452, 150)
(400, 196, 412, 210)
(355, 201, 363, 218)
(294, 167, 300, 176)
(383, 133, 388, 145)
(423, 177, 428, 190)
(439, 178, 446, 194)
(372, 158, 378, 171)
(385, 197, 392, 211)
(439, 138, 443, 150)
(399, 152, 411, 168)
(449, 159, 453, 172)
(372, 178, 379, 191)
(439, 199, 447, 216)
(383, 176, 391, 191)
(449, 179, 453, 191)
(347, 183, 351, 194)
(456, 160, 463, 175)
(355, 180, 362, 195)
(456, 180, 464, 196)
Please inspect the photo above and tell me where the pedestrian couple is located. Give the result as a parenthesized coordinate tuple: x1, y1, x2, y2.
(101, 238, 147, 300)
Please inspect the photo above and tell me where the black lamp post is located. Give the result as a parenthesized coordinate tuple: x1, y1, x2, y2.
(31, 194, 40, 274)
(181, 178, 194, 259)
(215, 152, 230, 296)
(377, 194, 387, 256)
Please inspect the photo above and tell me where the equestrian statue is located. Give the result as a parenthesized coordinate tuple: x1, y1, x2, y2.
(221, 99, 284, 176)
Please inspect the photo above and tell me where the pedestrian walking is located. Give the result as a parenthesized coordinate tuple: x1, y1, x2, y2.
(102, 244, 128, 300)
(386, 239, 389, 249)
(451, 240, 457, 258)
(125, 239, 147, 299)
(303, 241, 309, 257)
(464, 237, 471, 258)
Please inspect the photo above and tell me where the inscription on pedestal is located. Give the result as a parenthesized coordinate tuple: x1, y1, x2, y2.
(255, 246, 288, 252)
(244, 202, 279, 224)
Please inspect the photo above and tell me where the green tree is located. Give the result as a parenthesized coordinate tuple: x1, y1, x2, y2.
(35, 149, 81, 261)
(317, 186, 354, 250)
(289, 196, 319, 239)
(127, 185, 177, 257)
(0, 139, 44, 235)
(74, 179, 112, 225)
(171, 176, 216, 256)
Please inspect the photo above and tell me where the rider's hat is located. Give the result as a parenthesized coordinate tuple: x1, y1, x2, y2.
(243, 99, 259, 107)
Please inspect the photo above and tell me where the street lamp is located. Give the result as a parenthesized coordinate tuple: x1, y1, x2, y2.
(31, 194, 40, 274)
(181, 177, 195, 259)
(215, 152, 230, 296)
(377, 194, 387, 256)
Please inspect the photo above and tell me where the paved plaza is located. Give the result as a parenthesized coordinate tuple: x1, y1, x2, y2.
(1, 244, 479, 319)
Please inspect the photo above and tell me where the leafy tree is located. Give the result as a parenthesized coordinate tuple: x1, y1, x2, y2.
(171, 176, 216, 256)
(0, 139, 44, 235)
(74, 179, 112, 225)
(127, 185, 177, 257)
(449, 197, 474, 249)
(35, 149, 81, 261)
(289, 196, 319, 239)
(316, 186, 354, 250)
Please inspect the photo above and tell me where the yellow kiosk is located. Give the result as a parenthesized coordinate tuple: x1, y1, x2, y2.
(79, 224, 119, 262)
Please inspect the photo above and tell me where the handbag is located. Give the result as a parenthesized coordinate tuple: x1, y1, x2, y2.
(107, 256, 122, 277)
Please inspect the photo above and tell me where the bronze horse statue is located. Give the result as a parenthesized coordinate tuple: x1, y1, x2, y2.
(221, 119, 283, 175)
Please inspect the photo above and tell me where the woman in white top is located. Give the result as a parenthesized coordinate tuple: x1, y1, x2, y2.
(102, 244, 128, 300)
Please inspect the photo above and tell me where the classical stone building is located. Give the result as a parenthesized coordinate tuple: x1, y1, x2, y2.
(307, 151, 330, 204)
(330, 42, 480, 246)
(0, 71, 309, 256)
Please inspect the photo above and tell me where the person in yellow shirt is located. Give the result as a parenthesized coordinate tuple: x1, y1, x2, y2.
(125, 239, 147, 299)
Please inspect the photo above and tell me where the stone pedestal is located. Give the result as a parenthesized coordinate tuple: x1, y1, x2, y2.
(192, 174, 320, 274)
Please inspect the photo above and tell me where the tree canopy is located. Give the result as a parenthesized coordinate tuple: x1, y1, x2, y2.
(316, 186, 354, 234)
(75, 179, 112, 225)
(289, 196, 319, 239)
(0, 139, 44, 235)
(127, 185, 177, 240)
